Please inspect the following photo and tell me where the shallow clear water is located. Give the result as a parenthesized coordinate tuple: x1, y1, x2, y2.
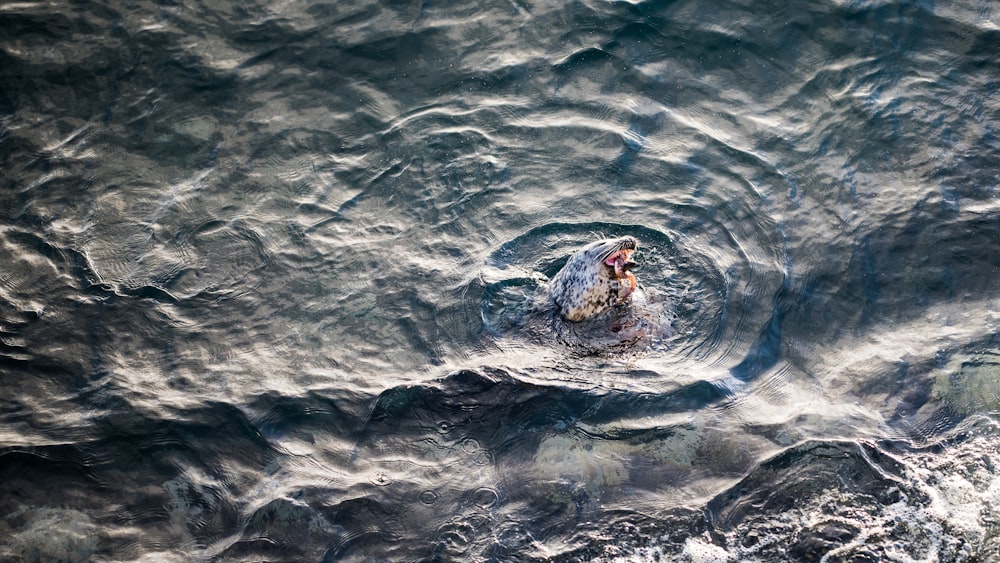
(1, 0, 999, 560)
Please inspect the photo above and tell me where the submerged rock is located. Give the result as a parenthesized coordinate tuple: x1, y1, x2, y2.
(5, 507, 99, 563)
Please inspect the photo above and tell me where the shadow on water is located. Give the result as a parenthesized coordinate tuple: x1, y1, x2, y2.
(316, 367, 738, 560)
(0, 398, 277, 561)
(362, 368, 731, 437)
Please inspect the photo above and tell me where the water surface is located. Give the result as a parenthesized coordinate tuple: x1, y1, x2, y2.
(1, 0, 999, 560)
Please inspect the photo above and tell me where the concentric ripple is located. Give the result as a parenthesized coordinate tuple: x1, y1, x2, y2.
(477, 210, 785, 373)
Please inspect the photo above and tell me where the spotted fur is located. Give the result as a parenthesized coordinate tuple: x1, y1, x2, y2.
(550, 236, 638, 322)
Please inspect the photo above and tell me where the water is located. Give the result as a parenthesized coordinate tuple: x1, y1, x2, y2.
(1, 0, 999, 560)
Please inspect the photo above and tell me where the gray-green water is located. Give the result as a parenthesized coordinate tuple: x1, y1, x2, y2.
(2, 0, 999, 560)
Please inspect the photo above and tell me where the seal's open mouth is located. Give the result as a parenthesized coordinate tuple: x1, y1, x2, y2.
(604, 249, 637, 279)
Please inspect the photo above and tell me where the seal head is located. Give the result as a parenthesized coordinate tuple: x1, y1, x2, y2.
(550, 236, 638, 322)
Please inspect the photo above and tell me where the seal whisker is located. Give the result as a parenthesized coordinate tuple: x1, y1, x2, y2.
(597, 237, 637, 262)
(598, 246, 619, 262)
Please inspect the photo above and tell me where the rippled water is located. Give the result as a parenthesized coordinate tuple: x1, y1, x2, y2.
(2, 0, 999, 560)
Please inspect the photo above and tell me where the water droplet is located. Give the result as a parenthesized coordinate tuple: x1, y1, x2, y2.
(495, 521, 532, 549)
(465, 512, 491, 530)
(436, 421, 452, 434)
(437, 521, 476, 555)
(471, 486, 500, 508)
(420, 490, 438, 505)
(461, 438, 481, 454)
(472, 450, 494, 466)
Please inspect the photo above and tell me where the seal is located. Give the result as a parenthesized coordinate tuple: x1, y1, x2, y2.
(550, 236, 638, 322)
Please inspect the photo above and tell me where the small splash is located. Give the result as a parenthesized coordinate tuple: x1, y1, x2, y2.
(681, 536, 732, 563)
(436, 520, 478, 556)
(549, 284, 675, 355)
(477, 223, 682, 357)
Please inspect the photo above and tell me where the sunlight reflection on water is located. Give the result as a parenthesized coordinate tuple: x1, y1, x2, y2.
(1, 0, 999, 560)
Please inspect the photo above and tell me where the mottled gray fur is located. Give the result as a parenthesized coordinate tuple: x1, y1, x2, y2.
(550, 236, 637, 322)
